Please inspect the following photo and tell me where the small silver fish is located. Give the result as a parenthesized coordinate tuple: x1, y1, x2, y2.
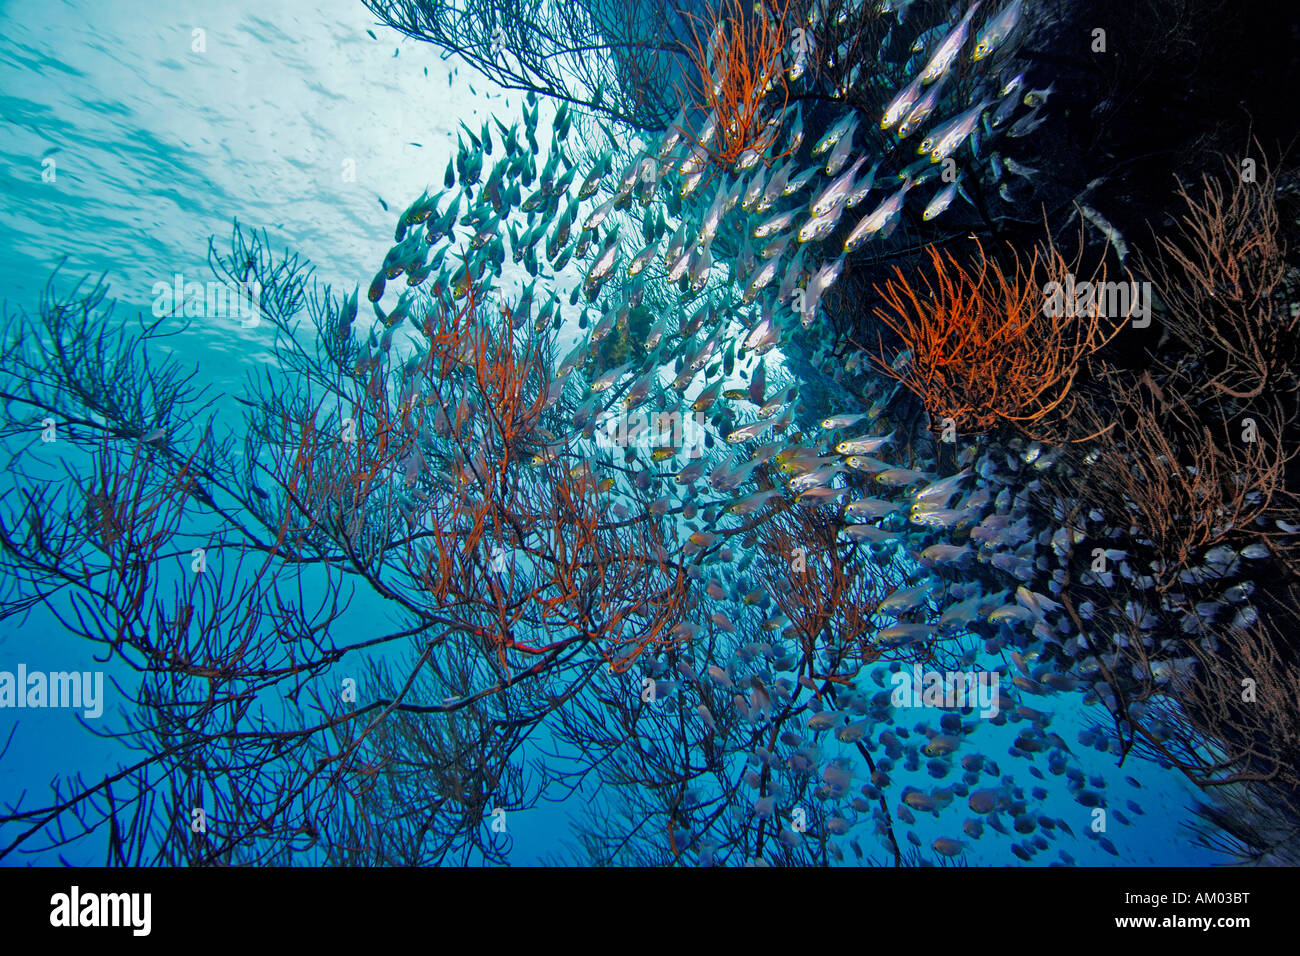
(582, 196, 616, 232)
(840, 524, 897, 543)
(881, 72, 927, 130)
(797, 200, 848, 243)
(835, 430, 895, 455)
(589, 362, 633, 400)
(843, 178, 913, 251)
(812, 112, 857, 157)
(875, 466, 930, 486)
(919, 542, 970, 565)
(879, 583, 931, 613)
(918, 3, 982, 85)
(822, 412, 868, 430)
(754, 208, 798, 238)
(811, 157, 867, 217)
(878, 622, 934, 644)
(990, 90, 1021, 128)
(972, 0, 1024, 61)
(759, 160, 793, 212)
(783, 166, 818, 196)
(727, 419, 776, 443)
(586, 239, 620, 284)
(1008, 106, 1047, 138)
(824, 118, 860, 175)
(1023, 83, 1055, 107)
(742, 168, 768, 212)
(898, 74, 949, 138)
(627, 241, 657, 275)
(844, 159, 881, 208)
(922, 180, 959, 220)
(1003, 156, 1038, 179)
(843, 496, 899, 519)
(925, 101, 990, 162)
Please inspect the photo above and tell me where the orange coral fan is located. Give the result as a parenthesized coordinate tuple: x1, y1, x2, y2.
(677, 0, 791, 175)
(868, 238, 1127, 439)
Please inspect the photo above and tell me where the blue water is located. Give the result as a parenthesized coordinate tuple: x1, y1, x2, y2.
(0, 0, 1222, 866)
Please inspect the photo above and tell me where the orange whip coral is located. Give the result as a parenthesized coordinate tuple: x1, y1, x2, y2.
(866, 237, 1127, 439)
(677, 0, 792, 176)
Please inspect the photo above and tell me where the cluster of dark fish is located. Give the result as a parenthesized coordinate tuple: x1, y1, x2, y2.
(645, 430, 1169, 864)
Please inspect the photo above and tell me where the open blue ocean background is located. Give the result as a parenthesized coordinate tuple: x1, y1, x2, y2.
(0, 0, 1222, 865)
